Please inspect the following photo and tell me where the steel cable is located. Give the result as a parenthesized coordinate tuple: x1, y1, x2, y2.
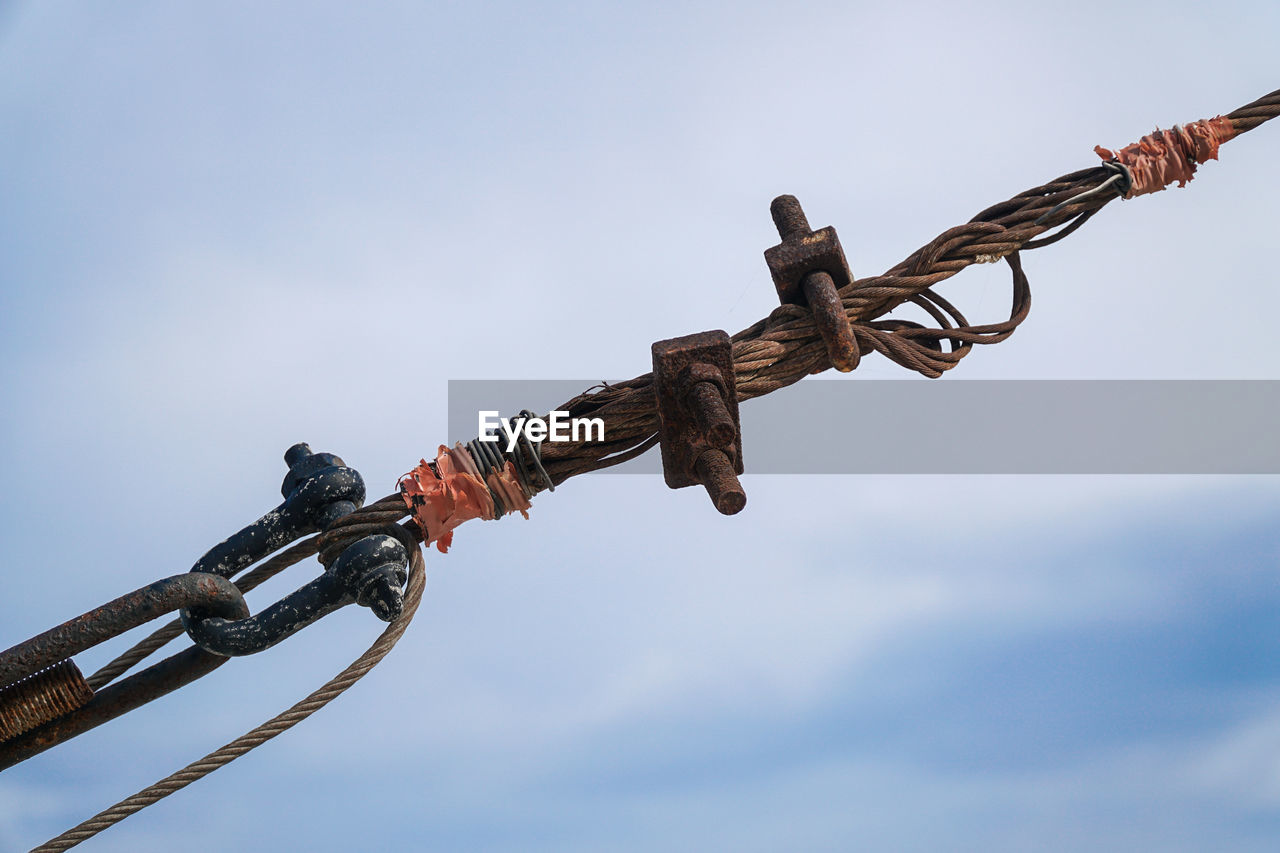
(532, 88, 1280, 483)
(300, 91, 1280, 558)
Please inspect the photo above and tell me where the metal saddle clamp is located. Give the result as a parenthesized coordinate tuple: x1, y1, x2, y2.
(652, 330, 747, 516)
(764, 194, 860, 372)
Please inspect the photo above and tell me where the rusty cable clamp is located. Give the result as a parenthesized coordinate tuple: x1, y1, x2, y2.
(765, 194, 860, 372)
(653, 329, 747, 515)
(0, 442, 412, 765)
(649, 194, 861, 513)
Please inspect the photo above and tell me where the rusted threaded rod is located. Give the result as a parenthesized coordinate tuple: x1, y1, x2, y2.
(771, 194, 811, 238)
(686, 381, 735, 448)
(695, 449, 746, 515)
(802, 271, 858, 372)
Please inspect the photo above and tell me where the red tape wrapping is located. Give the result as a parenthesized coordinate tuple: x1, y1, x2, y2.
(399, 444, 531, 553)
(1095, 116, 1236, 198)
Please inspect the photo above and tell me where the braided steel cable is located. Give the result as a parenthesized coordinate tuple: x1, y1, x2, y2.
(534, 88, 1280, 483)
(302, 87, 1280, 555)
(32, 530, 426, 853)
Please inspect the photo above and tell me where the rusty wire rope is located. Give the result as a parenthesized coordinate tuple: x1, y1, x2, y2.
(317, 86, 1280, 547)
(537, 87, 1280, 482)
(19, 86, 1280, 851)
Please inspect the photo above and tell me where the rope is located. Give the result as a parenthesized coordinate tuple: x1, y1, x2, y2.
(32, 529, 426, 853)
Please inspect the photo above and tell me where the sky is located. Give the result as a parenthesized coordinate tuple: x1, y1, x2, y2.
(1, 1, 1279, 850)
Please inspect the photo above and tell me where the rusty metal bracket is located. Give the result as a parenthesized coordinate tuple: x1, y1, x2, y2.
(652, 330, 746, 515)
(764, 194, 860, 372)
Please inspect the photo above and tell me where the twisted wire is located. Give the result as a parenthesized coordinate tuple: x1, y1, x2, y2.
(312, 89, 1280, 546)
(531, 88, 1280, 483)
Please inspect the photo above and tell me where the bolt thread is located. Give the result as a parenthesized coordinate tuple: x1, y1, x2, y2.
(0, 659, 93, 743)
(686, 381, 735, 448)
(695, 449, 746, 516)
(770, 194, 810, 239)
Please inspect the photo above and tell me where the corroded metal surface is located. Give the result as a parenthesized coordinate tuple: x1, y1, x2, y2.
(652, 330, 746, 515)
(0, 660, 93, 743)
(0, 573, 248, 692)
(0, 574, 248, 761)
(765, 194, 860, 372)
(0, 646, 226, 769)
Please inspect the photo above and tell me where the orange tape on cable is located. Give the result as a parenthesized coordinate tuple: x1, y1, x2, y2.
(399, 443, 531, 553)
(1095, 116, 1236, 198)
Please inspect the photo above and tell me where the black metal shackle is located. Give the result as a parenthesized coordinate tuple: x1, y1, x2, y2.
(180, 443, 413, 657)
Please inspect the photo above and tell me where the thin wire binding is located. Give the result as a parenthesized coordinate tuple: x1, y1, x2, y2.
(465, 409, 555, 498)
(1034, 161, 1133, 226)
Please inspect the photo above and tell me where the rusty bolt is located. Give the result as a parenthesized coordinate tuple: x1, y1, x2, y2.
(687, 381, 733, 447)
(695, 448, 747, 515)
(764, 194, 860, 372)
(681, 363, 735, 448)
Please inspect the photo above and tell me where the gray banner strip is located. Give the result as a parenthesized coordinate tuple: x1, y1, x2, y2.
(449, 380, 1280, 474)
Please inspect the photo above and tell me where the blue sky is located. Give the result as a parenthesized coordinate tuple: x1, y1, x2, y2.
(2, 2, 1279, 850)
